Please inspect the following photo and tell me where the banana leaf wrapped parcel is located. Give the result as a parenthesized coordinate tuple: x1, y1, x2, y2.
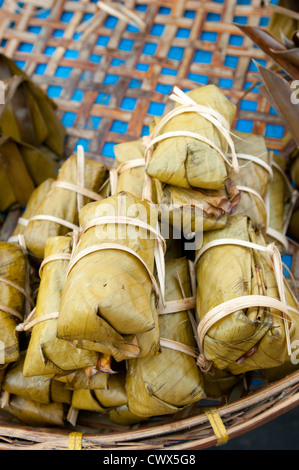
(2, 352, 72, 405)
(0, 135, 57, 213)
(0, 353, 71, 427)
(70, 367, 141, 425)
(114, 137, 240, 235)
(10, 178, 54, 238)
(112, 139, 155, 199)
(70, 363, 169, 427)
(0, 241, 28, 365)
(57, 192, 161, 362)
(0, 53, 65, 158)
(267, 154, 298, 251)
(145, 85, 237, 191)
(195, 214, 299, 375)
(1, 395, 66, 427)
(230, 130, 272, 231)
(22, 235, 99, 378)
(126, 257, 205, 418)
(159, 180, 240, 236)
(23, 153, 107, 259)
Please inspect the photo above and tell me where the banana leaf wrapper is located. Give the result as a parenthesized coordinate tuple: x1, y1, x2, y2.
(113, 139, 154, 198)
(71, 370, 127, 413)
(71, 369, 142, 425)
(2, 352, 72, 405)
(159, 180, 240, 235)
(2, 395, 65, 427)
(12, 178, 55, 236)
(267, 154, 297, 250)
(23, 236, 98, 378)
(196, 214, 299, 375)
(23, 155, 106, 258)
(0, 135, 57, 212)
(109, 405, 146, 426)
(0, 241, 27, 364)
(146, 85, 237, 191)
(56, 367, 108, 391)
(126, 257, 205, 419)
(0, 54, 66, 157)
(57, 192, 160, 361)
(231, 130, 271, 231)
(202, 368, 243, 400)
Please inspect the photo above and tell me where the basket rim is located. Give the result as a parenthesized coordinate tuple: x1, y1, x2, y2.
(1, 369, 299, 450)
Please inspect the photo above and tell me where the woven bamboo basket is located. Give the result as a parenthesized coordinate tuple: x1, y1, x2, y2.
(0, 0, 298, 451)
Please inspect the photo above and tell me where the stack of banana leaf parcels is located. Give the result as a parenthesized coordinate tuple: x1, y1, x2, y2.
(0, 54, 65, 216)
(0, 82, 299, 429)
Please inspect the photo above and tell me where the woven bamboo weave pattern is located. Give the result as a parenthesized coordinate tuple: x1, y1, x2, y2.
(0, 0, 286, 168)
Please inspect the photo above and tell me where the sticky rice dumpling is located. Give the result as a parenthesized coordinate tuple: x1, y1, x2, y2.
(0, 241, 27, 364)
(145, 85, 237, 191)
(2, 352, 72, 405)
(23, 154, 106, 258)
(71, 368, 143, 425)
(23, 236, 98, 378)
(0, 53, 65, 157)
(230, 130, 272, 231)
(2, 395, 65, 427)
(71, 369, 126, 413)
(159, 180, 240, 236)
(267, 154, 298, 251)
(112, 139, 147, 197)
(126, 257, 205, 418)
(195, 215, 299, 375)
(56, 364, 108, 391)
(57, 192, 161, 361)
(11, 178, 54, 238)
(0, 136, 57, 213)
(0, 353, 71, 427)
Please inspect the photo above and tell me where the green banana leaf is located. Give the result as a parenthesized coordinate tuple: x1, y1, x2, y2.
(23, 154, 106, 259)
(196, 214, 299, 375)
(126, 257, 205, 418)
(23, 236, 98, 378)
(146, 85, 236, 191)
(57, 192, 160, 361)
(0, 241, 27, 364)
